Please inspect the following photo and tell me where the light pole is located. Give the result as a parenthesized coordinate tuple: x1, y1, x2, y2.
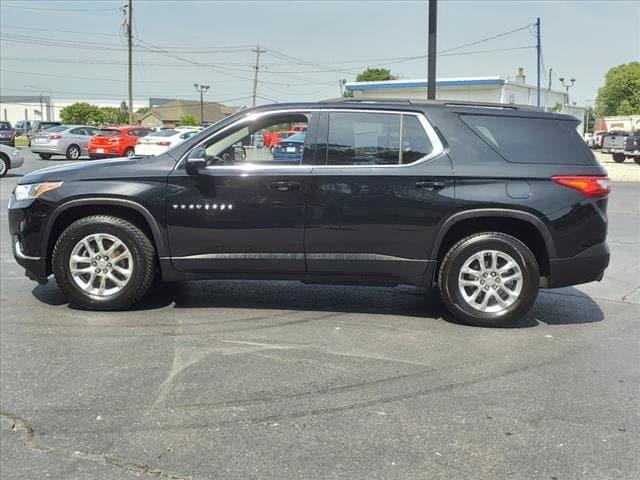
(193, 83, 210, 125)
(559, 77, 575, 105)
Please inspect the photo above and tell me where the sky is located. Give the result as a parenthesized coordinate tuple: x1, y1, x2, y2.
(1, 0, 638, 109)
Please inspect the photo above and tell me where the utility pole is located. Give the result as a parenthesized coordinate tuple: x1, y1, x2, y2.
(548, 68, 552, 90)
(127, 0, 133, 124)
(193, 84, 210, 125)
(427, 0, 437, 100)
(536, 17, 541, 108)
(251, 46, 266, 108)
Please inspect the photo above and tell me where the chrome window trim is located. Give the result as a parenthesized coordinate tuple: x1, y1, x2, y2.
(177, 108, 444, 172)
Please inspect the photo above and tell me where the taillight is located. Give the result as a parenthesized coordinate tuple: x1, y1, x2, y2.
(156, 141, 171, 146)
(552, 175, 611, 198)
(50, 134, 61, 140)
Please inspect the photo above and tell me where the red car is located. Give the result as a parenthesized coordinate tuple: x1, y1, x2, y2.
(88, 126, 154, 159)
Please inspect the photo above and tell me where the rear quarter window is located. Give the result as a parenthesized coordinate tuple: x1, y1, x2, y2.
(460, 114, 593, 165)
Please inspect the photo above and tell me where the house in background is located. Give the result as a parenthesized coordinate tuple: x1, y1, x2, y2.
(138, 99, 244, 128)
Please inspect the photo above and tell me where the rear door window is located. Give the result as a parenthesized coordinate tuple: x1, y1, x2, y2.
(326, 112, 401, 166)
(460, 114, 591, 164)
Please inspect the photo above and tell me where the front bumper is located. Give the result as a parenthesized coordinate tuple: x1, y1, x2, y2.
(547, 241, 610, 288)
(8, 197, 51, 284)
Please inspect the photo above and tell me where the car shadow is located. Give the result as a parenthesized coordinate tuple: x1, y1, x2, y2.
(1, 173, 23, 178)
(32, 280, 604, 329)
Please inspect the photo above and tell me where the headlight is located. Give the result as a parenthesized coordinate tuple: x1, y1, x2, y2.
(14, 182, 63, 201)
(11, 149, 20, 156)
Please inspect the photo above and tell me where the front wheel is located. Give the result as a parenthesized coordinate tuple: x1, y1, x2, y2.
(38, 153, 52, 160)
(438, 232, 540, 327)
(52, 215, 156, 310)
(612, 153, 625, 163)
(124, 147, 135, 158)
(0, 155, 8, 177)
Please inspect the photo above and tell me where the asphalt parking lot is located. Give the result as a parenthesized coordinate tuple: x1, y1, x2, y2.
(1, 149, 639, 480)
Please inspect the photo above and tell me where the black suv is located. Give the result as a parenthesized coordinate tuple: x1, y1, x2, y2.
(8, 99, 611, 327)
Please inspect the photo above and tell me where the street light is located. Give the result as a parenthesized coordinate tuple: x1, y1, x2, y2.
(558, 77, 575, 105)
(193, 83, 210, 125)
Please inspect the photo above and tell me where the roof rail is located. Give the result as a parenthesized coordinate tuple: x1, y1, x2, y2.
(443, 102, 518, 110)
(320, 97, 413, 104)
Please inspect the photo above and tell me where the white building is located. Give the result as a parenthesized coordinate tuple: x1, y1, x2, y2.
(0, 96, 147, 125)
(345, 69, 587, 132)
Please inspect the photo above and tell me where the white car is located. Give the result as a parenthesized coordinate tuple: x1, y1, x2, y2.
(134, 128, 201, 156)
(0, 144, 25, 177)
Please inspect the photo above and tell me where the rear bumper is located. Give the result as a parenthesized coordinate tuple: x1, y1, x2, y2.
(547, 241, 610, 288)
(31, 144, 63, 154)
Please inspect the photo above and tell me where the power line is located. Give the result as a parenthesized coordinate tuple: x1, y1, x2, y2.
(1, 3, 123, 13)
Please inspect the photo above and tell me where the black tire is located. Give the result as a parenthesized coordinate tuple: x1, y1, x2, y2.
(0, 153, 9, 177)
(438, 232, 540, 327)
(66, 144, 81, 160)
(612, 153, 625, 163)
(124, 147, 135, 158)
(52, 215, 156, 310)
(38, 153, 52, 160)
(634, 157, 640, 165)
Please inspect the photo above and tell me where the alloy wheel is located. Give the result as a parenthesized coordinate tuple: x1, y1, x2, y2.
(69, 233, 133, 296)
(458, 250, 523, 313)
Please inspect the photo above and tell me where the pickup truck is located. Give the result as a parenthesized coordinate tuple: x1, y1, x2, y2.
(623, 131, 640, 165)
(601, 131, 630, 162)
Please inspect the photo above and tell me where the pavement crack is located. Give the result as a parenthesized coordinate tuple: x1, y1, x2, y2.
(0, 410, 192, 480)
(621, 285, 640, 303)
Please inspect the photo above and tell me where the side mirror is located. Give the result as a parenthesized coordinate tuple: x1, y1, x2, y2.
(185, 146, 207, 174)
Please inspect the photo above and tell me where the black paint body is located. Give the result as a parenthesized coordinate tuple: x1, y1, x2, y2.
(9, 101, 610, 290)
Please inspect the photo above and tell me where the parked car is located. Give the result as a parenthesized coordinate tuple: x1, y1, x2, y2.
(0, 144, 24, 177)
(601, 131, 630, 162)
(0, 121, 16, 147)
(272, 132, 306, 163)
(88, 126, 154, 159)
(134, 127, 201, 157)
(31, 125, 99, 160)
(15, 120, 31, 137)
(27, 121, 62, 146)
(623, 131, 640, 165)
(588, 130, 606, 149)
(8, 99, 611, 327)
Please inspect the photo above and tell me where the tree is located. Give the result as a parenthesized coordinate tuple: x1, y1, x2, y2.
(356, 68, 395, 82)
(59, 102, 101, 125)
(595, 62, 640, 116)
(136, 107, 150, 116)
(179, 115, 200, 126)
(98, 107, 128, 126)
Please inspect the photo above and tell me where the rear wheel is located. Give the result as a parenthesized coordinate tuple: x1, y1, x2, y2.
(438, 232, 540, 327)
(38, 153, 52, 160)
(613, 153, 625, 163)
(634, 157, 640, 165)
(66, 144, 81, 160)
(52, 215, 156, 310)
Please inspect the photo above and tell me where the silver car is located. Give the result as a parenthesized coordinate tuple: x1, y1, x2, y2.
(31, 125, 99, 160)
(0, 144, 25, 177)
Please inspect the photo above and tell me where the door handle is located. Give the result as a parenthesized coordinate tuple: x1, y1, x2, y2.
(270, 181, 301, 192)
(415, 181, 446, 191)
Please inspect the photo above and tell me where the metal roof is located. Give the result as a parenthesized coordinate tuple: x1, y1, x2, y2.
(345, 77, 505, 92)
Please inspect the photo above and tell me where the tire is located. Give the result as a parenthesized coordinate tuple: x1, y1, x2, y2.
(52, 215, 156, 310)
(66, 144, 81, 160)
(634, 157, 640, 165)
(0, 154, 8, 177)
(38, 153, 52, 160)
(613, 153, 625, 163)
(124, 147, 135, 158)
(438, 232, 540, 327)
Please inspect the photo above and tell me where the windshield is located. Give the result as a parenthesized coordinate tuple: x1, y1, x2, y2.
(0, 122, 11, 129)
(284, 133, 306, 143)
(149, 130, 178, 137)
(45, 126, 68, 133)
(97, 129, 120, 137)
